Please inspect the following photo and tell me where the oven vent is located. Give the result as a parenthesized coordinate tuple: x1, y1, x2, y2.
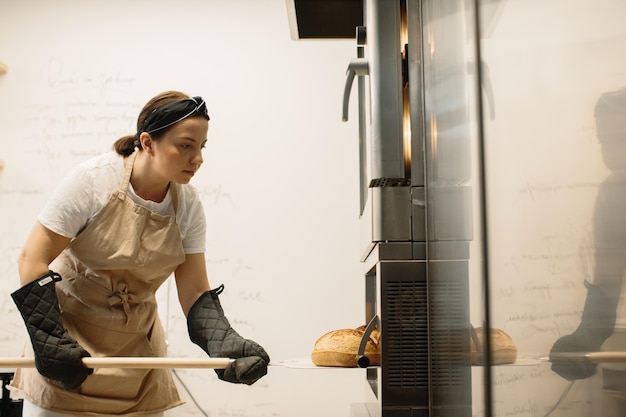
(429, 276, 471, 387)
(370, 177, 411, 187)
(384, 279, 429, 388)
(383, 272, 470, 389)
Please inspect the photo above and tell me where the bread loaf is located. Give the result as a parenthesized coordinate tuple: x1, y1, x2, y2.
(311, 327, 380, 367)
(470, 327, 517, 365)
(354, 324, 380, 343)
(312, 326, 516, 366)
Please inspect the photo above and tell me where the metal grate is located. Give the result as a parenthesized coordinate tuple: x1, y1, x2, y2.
(429, 277, 470, 387)
(369, 177, 411, 187)
(385, 279, 429, 388)
(384, 276, 469, 388)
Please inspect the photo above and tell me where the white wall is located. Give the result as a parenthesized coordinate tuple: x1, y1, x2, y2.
(0, 1, 370, 416)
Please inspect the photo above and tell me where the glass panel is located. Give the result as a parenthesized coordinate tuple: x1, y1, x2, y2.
(479, 0, 626, 416)
(417, 0, 488, 416)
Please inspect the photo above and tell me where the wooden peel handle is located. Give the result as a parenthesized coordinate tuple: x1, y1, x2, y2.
(545, 352, 626, 364)
(0, 357, 232, 369)
(586, 352, 626, 363)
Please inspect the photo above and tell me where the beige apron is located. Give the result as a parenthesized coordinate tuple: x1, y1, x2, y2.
(12, 151, 186, 415)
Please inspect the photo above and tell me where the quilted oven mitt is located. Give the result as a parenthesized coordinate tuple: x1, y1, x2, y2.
(187, 284, 270, 385)
(11, 270, 92, 391)
(549, 281, 616, 381)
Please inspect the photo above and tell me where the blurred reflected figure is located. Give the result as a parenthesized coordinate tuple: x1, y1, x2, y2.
(550, 88, 626, 416)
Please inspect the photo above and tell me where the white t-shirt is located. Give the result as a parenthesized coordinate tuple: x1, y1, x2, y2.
(38, 151, 206, 254)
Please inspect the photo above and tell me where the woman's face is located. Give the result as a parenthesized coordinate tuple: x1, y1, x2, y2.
(148, 116, 209, 184)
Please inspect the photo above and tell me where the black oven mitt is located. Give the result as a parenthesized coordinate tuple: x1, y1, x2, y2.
(187, 284, 270, 385)
(11, 271, 93, 391)
(549, 281, 616, 381)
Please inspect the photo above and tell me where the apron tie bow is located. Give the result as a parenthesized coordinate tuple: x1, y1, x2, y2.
(108, 282, 138, 324)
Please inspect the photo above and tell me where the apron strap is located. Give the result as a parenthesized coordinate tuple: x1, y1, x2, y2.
(170, 183, 179, 214)
(119, 149, 138, 200)
(120, 149, 180, 215)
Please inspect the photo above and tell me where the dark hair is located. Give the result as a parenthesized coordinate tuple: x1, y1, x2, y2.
(595, 88, 626, 118)
(113, 91, 191, 156)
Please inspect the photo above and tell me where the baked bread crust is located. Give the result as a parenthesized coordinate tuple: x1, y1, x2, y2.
(311, 325, 517, 367)
(470, 327, 517, 365)
(311, 327, 380, 367)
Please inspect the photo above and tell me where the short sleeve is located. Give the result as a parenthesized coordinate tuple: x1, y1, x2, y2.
(37, 153, 123, 238)
(37, 164, 99, 238)
(182, 201, 206, 254)
(177, 184, 207, 254)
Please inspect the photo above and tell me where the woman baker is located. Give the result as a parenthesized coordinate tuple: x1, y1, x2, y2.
(10, 91, 270, 416)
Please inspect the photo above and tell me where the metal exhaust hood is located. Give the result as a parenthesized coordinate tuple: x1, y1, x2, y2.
(285, 0, 363, 40)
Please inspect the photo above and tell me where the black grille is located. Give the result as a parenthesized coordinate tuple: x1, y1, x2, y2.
(370, 177, 411, 187)
(385, 279, 429, 388)
(382, 266, 470, 389)
(429, 276, 471, 387)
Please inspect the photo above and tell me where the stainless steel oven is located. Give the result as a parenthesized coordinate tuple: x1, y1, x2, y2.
(289, 1, 485, 416)
(343, 2, 476, 416)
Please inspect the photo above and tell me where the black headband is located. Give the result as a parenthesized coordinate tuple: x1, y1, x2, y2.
(141, 96, 210, 134)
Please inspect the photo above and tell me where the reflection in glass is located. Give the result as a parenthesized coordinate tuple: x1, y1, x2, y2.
(549, 89, 626, 417)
